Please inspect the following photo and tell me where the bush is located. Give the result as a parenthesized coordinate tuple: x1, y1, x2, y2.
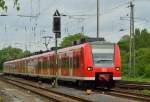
(135, 48, 150, 77)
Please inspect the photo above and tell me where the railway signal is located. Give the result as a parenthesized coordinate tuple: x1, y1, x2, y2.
(52, 10, 61, 87)
(53, 10, 61, 38)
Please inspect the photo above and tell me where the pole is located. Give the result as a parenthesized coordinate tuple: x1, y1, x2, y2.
(97, 0, 100, 38)
(38, 0, 41, 15)
(131, 2, 135, 77)
(53, 10, 61, 87)
(42, 36, 52, 50)
(55, 33, 58, 87)
(129, 2, 132, 77)
(129, 1, 135, 77)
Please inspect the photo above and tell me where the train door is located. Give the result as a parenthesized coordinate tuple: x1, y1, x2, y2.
(43, 56, 48, 75)
(48, 55, 50, 76)
(77, 49, 82, 77)
(69, 50, 73, 76)
(38, 57, 42, 75)
(73, 48, 84, 77)
(34, 58, 38, 75)
(53, 55, 56, 76)
(79, 48, 84, 77)
(49, 55, 54, 76)
(25, 59, 27, 74)
(61, 53, 65, 76)
(58, 53, 62, 76)
(73, 49, 80, 77)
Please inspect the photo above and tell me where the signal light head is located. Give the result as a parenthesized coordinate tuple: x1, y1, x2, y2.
(87, 67, 93, 71)
(116, 67, 120, 71)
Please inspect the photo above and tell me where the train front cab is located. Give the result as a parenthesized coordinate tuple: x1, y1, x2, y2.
(84, 42, 121, 89)
(96, 43, 121, 88)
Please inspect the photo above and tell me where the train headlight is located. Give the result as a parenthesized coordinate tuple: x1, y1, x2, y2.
(87, 67, 93, 71)
(116, 67, 120, 71)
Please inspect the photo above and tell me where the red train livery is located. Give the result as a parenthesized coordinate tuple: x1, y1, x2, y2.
(3, 39, 121, 88)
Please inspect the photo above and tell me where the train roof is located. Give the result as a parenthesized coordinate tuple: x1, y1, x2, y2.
(4, 38, 115, 64)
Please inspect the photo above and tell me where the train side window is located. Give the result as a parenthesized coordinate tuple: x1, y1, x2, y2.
(65, 58, 68, 68)
(63, 58, 65, 68)
(76, 56, 79, 68)
(51, 57, 54, 68)
(37, 61, 41, 69)
(46, 60, 47, 68)
(43, 59, 47, 68)
(63, 58, 66, 68)
(67, 57, 69, 68)
(51, 56, 54, 68)
(69, 57, 73, 69)
(48, 58, 50, 68)
(73, 56, 79, 68)
(49, 56, 51, 68)
(43, 60, 45, 68)
(58, 57, 61, 68)
(73, 56, 76, 68)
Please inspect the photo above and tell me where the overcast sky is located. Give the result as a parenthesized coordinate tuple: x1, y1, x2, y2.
(0, 0, 150, 52)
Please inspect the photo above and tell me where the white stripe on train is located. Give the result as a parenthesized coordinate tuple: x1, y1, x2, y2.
(4, 72, 121, 81)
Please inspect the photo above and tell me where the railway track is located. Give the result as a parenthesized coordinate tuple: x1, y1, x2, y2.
(2, 75, 150, 102)
(104, 81, 150, 101)
(0, 76, 94, 102)
(107, 88, 150, 102)
(116, 80, 150, 90)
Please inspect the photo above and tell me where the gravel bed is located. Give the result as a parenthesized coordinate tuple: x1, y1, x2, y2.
(0, 80, 52, 102)
(1, 76, 140, 102)
(39, 82, 139, 102)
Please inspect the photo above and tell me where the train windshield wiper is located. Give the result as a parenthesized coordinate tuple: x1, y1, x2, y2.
(96, 59, 112, 63)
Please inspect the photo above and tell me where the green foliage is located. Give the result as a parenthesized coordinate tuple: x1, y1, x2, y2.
(122, 76, 150, 83)
(140, 90, 150, 95)
(118, 35, 130, 52)
(60, 33, 88, 47)
(135, 48, 150, 77)
(0, 46, 30, 71)
(0, 0, 7, 11)
(0, 0, 20, 11)
(135, 29, 150, 49)
(118, 28, 150, 78)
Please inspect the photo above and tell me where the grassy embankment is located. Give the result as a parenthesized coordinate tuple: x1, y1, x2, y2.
(122, 76, 150, 95)
(122, 76, 150, 83)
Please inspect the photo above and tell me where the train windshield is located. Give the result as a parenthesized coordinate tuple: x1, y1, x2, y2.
(92, 44, 114, 67)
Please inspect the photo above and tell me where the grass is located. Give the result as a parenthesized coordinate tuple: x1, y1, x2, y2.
(128, 89, 150, 95)
(122, 76, 150, 83)
(0, 97, 3, 102)
(141, 90, 150, 95)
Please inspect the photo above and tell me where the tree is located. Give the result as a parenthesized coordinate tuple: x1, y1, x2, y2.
(118, 35, 130, 52)
(134, 28, 150, 49)
(0, 0, 20, 11)
(0, 46, 30, 71)
(118, 28, 150, 77)
(135, 48, 150, 77)
(60, 33, 88, 47)
(134, 28, 140, 49)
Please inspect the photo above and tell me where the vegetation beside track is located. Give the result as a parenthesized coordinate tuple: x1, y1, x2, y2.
(60, 33, 88, 47)
(122, 76, 150, 83)
(140, 90, 150, 95)
(0, 47, 30, 71)
(118, 28, 150, 78)
(0, 97, 2, 102)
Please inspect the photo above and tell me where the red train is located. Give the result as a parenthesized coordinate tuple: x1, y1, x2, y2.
(3, 38, 121, 89)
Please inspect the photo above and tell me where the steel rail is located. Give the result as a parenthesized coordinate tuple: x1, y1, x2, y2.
(0, 77, 94, 102)
(3, 75, 150, 101)
(106, 89, 150, 102)
(116, 80, 150, 90)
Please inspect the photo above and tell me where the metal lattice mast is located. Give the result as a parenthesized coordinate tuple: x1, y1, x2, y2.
(97, 0, 100, 38)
